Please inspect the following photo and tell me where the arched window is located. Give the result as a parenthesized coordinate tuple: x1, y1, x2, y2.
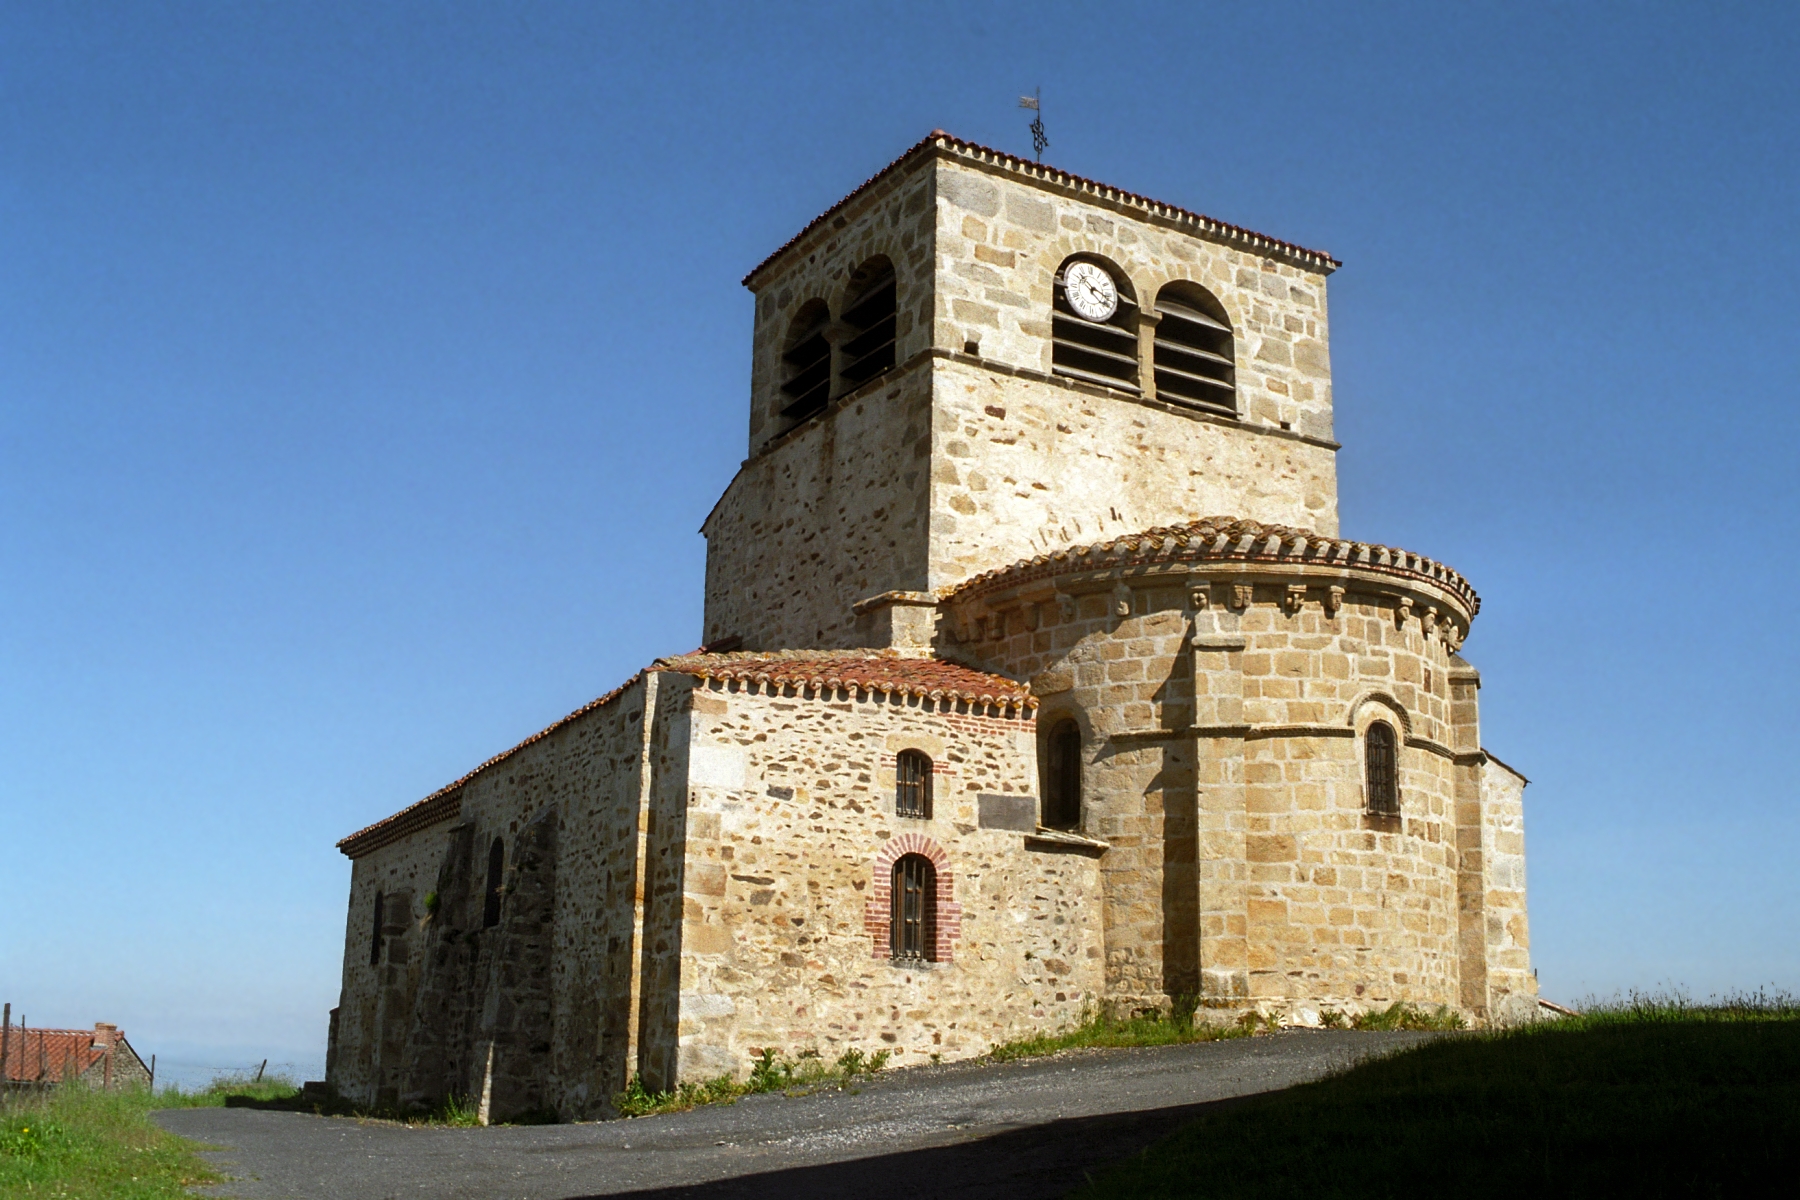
(1365, 722, 1400, 816)
(482, 838, 505, 928)
(779, 300, 832, 423)
(838, 258, 896, 393)
(1043, 719, 1083, 829)
(1052, 256, 1138, 390)
(895, 749, 932, 819)
(890, 854, 936, 962)
(369, 890, 385, 966)
(1153, 283, 1236, 416)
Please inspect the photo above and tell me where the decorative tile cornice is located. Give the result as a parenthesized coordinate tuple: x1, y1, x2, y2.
(742, 131, 1339, 290)
(659, 649, 1034, 715)
(945, 516, 1480, 620)
(337, 650, 1033, 862)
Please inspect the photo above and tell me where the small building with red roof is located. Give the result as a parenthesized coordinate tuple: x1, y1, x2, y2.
(0, 1022, 150, 1090)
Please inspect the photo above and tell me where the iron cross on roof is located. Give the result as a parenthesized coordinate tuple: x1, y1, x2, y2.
(1019, 89, 1047, 162)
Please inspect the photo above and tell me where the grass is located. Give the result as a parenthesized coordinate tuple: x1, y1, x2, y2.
(987, 999, 1464, 1062)
(0, 1066, 493, 1198)
(0, 1082, 223, 1199)
(154, 1070, 306, 1110)
(1071, 990, 1800, 1199)
(614, 1045, 893, 1117)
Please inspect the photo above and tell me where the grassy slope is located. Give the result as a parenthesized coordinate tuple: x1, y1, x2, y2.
(989, 1001, 1461, 1062)
(1074, 1000, 1800, 1199)
(0, 1075, 298, 1199)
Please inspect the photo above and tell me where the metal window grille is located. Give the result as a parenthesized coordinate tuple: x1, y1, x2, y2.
(838, 262, 896, 393)
(779, 303, 832, 423)
(1152, 285, 1236, 417)
(891, 854, 935, 962)
(896, 749, 932, 818)
(1365, 722, 1400, 816)
(369, 891, 385, 965)
(1043, 720, 1083, 829)
(483, 838, 505, 928)
(1052, 259, 1139, 391)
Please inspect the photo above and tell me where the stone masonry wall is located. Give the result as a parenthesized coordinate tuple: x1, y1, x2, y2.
(702, 367, 933, 652)
(930, 155, 1339, 541)
(1478, 756, 1536, 1022)
(334, 838, 437, 1106)
(330, 678, 653, 1119)
(702, 157, 937, 652)
(946, 570, 1484, 1019)
(744, 161, 936, 455)
(664, 672, 1104, 1081)
(928, 358, 1340, 594)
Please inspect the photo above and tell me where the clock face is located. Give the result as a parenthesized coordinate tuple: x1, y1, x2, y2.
(1063, 261, 1119, 322)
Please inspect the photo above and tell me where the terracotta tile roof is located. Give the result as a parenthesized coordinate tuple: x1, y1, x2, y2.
(1, 1027, 117, 1083)
(743, 130, 1339, 289)
(337, 652, 1032, 860)
(658, 649, 1034, 710)
(336, 671, 648, 860)
(947, 515, 1481, 618)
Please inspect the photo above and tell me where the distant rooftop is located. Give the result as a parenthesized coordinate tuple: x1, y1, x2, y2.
(1, 1023, 135, 1084)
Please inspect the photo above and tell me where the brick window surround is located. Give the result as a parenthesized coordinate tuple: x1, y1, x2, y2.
(865, 834, 962, 964)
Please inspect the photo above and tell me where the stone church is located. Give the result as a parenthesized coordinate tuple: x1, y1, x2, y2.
(326, 132, 1536, 1120)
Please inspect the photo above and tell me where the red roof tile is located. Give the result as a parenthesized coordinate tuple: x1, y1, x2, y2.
(2, 1027, 113, 1083)
(743, 130, 1339, 288)
(335, 671, 648, 859)
(336, 652, 1032, 860)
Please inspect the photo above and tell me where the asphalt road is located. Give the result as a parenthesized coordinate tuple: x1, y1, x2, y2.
(154, 1030, 1438, 1199)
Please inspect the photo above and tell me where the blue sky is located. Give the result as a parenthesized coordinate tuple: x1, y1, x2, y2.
(3, 2, 1796, 1073)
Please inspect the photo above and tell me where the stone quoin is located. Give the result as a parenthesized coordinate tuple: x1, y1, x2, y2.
(326, 132, 1535, 1121)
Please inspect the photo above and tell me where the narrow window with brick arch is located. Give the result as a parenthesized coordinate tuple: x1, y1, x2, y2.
(891, 854, 936, 962)
(1365, 721, 1400, 816)
(1152, 282, 1236, 416)
(779, 300, 832, 424)
(895, 749, 932, 819)
(482, 837, 505, 928)
(837, 257, 896, 393)
(1043, 719, 1083, 829)
(369, 890, 385, 966)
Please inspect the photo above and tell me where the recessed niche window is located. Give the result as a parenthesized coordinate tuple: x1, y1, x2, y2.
(838, 259, 897, 393)
(779, 300, 832, 423)
(482, 838, 505, 928)
(1365, 722, 1400, 817)
(369, 890, 385, 966)
(1042, 719, 1083, 829)
(895, 749, 932, 819)
(1153, 283, 1236, 416)
(1052, 257, 1139, 391)
(890, 854, 936, 962)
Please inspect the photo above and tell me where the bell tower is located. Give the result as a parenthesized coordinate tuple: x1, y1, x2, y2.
(702, 132, 1341, 653)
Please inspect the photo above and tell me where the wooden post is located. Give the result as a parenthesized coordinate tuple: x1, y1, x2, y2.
(1, 1002, 11, 1095)
(255, 1058, 266, 1082)
(149, 1053, 157, 1092)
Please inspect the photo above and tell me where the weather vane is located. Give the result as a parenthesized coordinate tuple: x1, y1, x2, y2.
(1019, 88, 1047, 162)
